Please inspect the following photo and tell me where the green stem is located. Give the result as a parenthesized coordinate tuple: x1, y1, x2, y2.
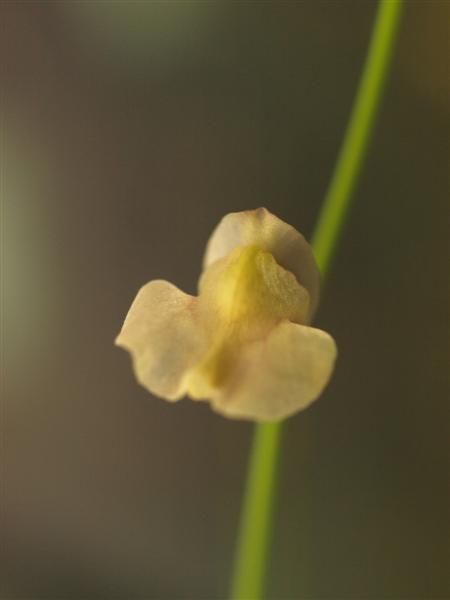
(230, 1, 405, 598)
(312, 0, 405, 277)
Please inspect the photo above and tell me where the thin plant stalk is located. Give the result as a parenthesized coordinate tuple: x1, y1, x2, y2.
(230, 1, 405, 598)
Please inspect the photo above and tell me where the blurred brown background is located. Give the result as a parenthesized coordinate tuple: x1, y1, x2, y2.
(1, 1, 449, 599)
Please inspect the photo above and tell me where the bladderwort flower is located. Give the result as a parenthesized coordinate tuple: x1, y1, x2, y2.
(116, 208, 337, 421)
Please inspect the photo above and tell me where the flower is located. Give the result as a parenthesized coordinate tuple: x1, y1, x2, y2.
(115, 208, 337, 421)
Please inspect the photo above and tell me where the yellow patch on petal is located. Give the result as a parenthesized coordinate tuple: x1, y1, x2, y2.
(199, 245, 309, 328)
(203, 207, 320, 321)
(183, 245, 310, 400)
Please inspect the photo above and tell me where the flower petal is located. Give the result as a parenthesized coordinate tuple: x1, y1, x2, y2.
(203, 208, 320, 321)
(211, 321, 337, 421)
(182, 245, 311, 401)
(115, 280, 206, 400)
(198, 244, 310, 330)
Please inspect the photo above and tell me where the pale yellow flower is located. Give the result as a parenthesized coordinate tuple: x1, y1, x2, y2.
(116, 208, 337, 421)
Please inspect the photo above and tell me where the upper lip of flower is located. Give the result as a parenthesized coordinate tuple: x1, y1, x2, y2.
(203, 207, 321, 322)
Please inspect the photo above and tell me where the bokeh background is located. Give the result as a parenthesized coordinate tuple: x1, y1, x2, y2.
(1, 1, 449, 598)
